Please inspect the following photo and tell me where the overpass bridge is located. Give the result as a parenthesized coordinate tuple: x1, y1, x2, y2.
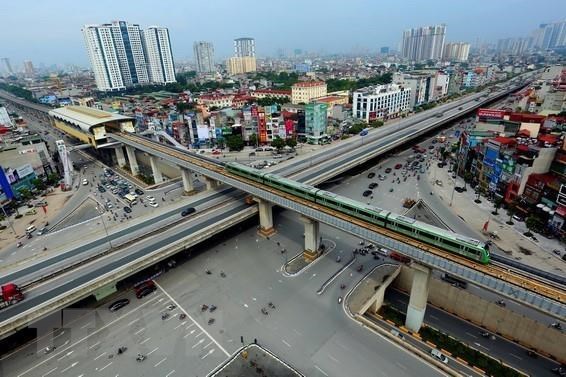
(2, 71, 561, 337)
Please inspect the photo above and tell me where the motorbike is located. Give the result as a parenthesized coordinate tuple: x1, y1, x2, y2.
(480, 331, 490, 338)
(220, 271, 226, 278)
(44, 346, 55, 354)
(357, 265, 363, 272)
(205, 269, 212, 275)
(117, 346, 127, 355)
(389, 188, 394, 192)
(17, 242, 23, 248)
(496, 300, 506, 307)
(207, 318, 215, 325)
(340, 284, 346, 290)
(336, 256, 341, 263)
(201, 304, 209, 312)
(261, 308, 268, 315)
(338, 296, 343, 304)
(179, 313, 187, 320)
(550, 322, 562, 330)
(136, 354, 146, 362)
(209, 305, 217, 313)
(161, 313, 169, 320)
(268, 302, 275, 309)
(527, 350, 538, 359)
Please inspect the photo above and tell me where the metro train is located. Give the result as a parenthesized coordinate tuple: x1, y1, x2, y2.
(225, 162, 490, 264)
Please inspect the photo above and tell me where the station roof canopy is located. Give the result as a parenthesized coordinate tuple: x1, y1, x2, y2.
(49, 106, 133, 133)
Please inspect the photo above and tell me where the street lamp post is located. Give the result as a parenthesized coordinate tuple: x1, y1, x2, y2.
(96, 206, 112, 249)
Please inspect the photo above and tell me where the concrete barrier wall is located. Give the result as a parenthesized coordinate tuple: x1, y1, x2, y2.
(393, 266, 566, 362)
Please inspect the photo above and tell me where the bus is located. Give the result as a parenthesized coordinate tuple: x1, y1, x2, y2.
(124, 194, 137, 205)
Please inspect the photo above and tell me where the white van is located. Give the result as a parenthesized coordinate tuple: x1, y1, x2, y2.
(26, 225, 37, 234)
(430, 349, 448, 364)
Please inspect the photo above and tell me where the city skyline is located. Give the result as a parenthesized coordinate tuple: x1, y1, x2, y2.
(1, 0, 566, 67)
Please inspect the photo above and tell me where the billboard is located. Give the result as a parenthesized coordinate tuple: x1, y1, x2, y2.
(477, 108, 505, 119)
(196, 125, 209, 140)
(16, 164, 34, 178)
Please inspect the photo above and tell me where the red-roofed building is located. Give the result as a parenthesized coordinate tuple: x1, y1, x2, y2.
(251, 89, 292, 101)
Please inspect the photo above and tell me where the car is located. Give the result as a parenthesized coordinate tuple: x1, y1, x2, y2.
(385, 168, 392, 173)
(249, 152, 256, 156)
(430, 349, 448, 364)
(146, 195, 155, 202)
(379, 175, 386, 181)
(149, 202, 159, 208)
(37, 227, 49, 236)
(106, 203, 113, 209)
(98, 186, 106, 193)
(512, 214, 524, 222)
(136, 286, 155, 299)
(181, 207, 196, 216)
(123, 206, 132, 214)
(212, 150, 221, 155)
(255, 147, 264, 152)
(135, 188, 144, 195)
(264, 147, 274, 152)
(420, 168, 425, 174)
(458, 106, 463, 110)
(368, 182, 378, 189)
(455, 186, 466, 193)
(362, 190, 372, 197)
(437, 162, 446, 168)
(394, 163, 402, 170)
(108, 299, 130, 312)
(367, 172, 375, 179)
(82, 179, 88, 186)
(390, 329, 404, 340)
(428, 145, 435, 149)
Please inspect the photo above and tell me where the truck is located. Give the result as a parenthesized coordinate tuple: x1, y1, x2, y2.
(0, 283, 25, 309)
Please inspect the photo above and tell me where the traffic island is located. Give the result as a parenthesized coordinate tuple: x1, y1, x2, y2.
(283, 240, 333, 275)
(208, 343, 304, 377)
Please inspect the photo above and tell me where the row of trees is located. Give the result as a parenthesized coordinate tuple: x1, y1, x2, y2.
(326, 72, 393, 92)
(0, 83, 35, 102)
(225, 134, 297, 152)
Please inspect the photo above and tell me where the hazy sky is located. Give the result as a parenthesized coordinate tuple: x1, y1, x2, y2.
(1, 0, 565, 68)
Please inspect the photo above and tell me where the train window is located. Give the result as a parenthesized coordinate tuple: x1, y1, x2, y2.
(394, 222, 413, 233)
(442, 239, 461, 250)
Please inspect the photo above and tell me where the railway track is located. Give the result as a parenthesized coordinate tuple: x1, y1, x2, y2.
(120, 132, 566, 305)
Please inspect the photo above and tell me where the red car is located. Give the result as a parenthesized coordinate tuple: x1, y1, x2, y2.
(212, 150, 221, 155)
(394, 163, 403, 169)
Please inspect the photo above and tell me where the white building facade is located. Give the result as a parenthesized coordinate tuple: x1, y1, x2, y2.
(401, 24, 446, 62)
(143, 26, 176, 84)
(352, 84, 412, 122)
(443, 42, 470, 62)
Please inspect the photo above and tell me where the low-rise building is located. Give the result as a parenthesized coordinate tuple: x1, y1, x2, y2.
(291, 81, 327, 104)
(313, 95, 349, 116)
(305, 103, 328, 144)
(352, 84, 411, 122)
(251, 89, 292, 101)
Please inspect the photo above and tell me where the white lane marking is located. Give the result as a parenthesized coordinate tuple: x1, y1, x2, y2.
(203, 341, 213, 350)
(57, 351, 73, 361)
(509, 353, 523, 360)
(195, 332, 204, 338)
(395, 362, 407, 370)
(140, 337, 151, 345)
(154, 281, 230, 357)
(183, 333, 191, 339)
(174, 322, 186, 330)
(89, 342, 100, 349)
(80, 322, 92, 329)
(252, 297, 257, 301)
(474, 342, 489, 351)
(98, 361, 112, 371)
(154, 357, 167, 367)
(135, 328, 145, 335)
(328, 355, 339, 363)
(53, 331, 65, 339)
(127, 318, 140, 326)
(201, 349, 214, 360)
(165, 315, 175, 321)
(41, 367, 57, 377)
(281, 339, 291, 348)
(429, 315, 439, 320)
(465, 332, 478, 339)
(165, 370, 176, 377)
(147, 347, 159, 356)
(185, 323, 195, 330)
(60, 362, 78, 373)
(94, 352, 106, 360)
(16, 294, 162, 377)
(314, 365, 328, 376)
(192, 339, 205, 349)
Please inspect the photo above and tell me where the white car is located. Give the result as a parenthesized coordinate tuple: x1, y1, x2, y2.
(146, 195, 156, 202)
(149, 202, 159, 208)
(82, 179, 88, 185)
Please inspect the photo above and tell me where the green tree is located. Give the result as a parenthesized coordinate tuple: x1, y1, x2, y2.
(492, 198, 503, 215)
(347, 123, 366, 135)
(525, 216, 539, 235)
(249, 133, 258, 147)
(256, 96, 289, 106)
(17, 188, 33, 200)
(271, 137, 285, 150)
(31, 178, 46, 191)
(285, 138, 297, 148)
(226, 135, 244, 151)
(369, 120, 384, 128)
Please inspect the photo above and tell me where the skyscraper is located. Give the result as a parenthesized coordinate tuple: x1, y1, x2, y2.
(401, 24, 446, 62)
(142, 27, 176, 84)
(531, 21, 566, 50)
(23, 61, 35, 77)
(82, 21, 175, 91)
(1, 58, 13, 76)
(234, 38, 256, 57)
(442, 42, 470, 62)
(193, 41, 215, 73)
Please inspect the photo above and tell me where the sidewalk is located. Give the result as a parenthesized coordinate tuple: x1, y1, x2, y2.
(428, 163, 565, 274)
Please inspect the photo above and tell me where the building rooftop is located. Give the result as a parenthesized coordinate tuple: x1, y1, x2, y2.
(292, 81, 326, 88)
(48, 106, 133, 132)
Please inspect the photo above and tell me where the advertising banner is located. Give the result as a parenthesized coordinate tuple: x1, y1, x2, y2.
(477, 108, 505, 119)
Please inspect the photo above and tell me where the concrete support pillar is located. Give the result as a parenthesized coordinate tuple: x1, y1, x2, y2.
(181, 168, 195, 194)
(150, 156, 163, 184)
(257, 199, 275, 237)
(115, 146, 126, 168)
(204, 176, 219, 191)
(125, 146, 139, 176)
(301, 215, 320, 262)
(405, 263, 431, 332)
